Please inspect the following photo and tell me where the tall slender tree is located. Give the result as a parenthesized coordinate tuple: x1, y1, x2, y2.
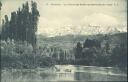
(75, 42, 83, 59)
(30, 1, 40, 48)
(1, 1, 40, 48)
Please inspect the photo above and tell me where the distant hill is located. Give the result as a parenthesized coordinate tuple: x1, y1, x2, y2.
(37, 32, 127, 49)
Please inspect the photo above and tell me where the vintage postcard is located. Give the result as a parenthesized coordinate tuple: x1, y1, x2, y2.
(0, 0, 127, 82)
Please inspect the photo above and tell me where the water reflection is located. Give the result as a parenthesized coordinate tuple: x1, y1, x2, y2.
(1, 65, 127, 82)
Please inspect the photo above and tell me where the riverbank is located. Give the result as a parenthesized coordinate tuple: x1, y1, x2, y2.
(1, 65, 127, 82)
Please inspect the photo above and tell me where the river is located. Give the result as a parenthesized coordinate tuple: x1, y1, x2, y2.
(1, 65, 127, 82)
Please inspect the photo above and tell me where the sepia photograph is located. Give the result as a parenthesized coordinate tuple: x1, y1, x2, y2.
(0, 0, 127, 82)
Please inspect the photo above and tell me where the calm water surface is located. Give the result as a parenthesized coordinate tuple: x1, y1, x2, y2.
(1, 65, 127, 82)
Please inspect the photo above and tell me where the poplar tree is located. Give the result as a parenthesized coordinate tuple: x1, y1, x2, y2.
(1, 1, 40, 48)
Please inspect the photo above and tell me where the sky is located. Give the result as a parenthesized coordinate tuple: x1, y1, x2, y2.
(0, 0, 127, 37)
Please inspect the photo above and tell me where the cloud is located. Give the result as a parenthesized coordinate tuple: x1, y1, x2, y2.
(38, 17, 73, 35)
(82, 13, 119, 26)
(38, 13, 126, 36)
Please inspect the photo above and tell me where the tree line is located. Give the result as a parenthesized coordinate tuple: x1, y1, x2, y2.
(74, 38, 127, 68)
(1, 1, 40, 48)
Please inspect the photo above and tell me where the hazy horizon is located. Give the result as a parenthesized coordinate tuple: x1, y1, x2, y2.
(1, 0, 127, 37)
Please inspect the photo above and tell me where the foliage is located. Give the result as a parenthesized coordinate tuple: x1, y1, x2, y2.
(1, 1, 39, 47)
(1, 39, 54, 69)
(111, 43, 127, 67)
(0, 1, 2, 10)
(74, 37, 127, 67)
(74, 42, 83, 59)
